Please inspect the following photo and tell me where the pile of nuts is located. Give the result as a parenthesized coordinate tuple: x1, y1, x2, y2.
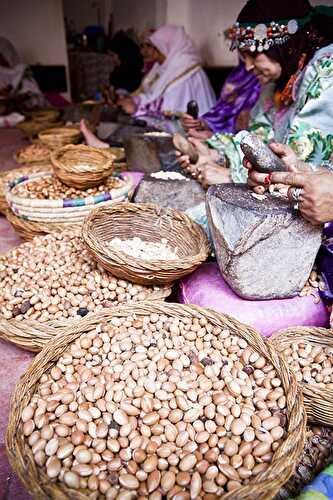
(16, 143, 51, 164)
(0, 232, 168, 322)
(108, 237, 179, 261)
(11, 175, 123, 200)
(299, 270, 326, 301)
(280, 341, 333, 389)
(21, 313, 287, 497)
(150, 171, 189, 182)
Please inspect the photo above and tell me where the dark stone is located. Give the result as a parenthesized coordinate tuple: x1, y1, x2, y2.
(124, 134, 181, 173)
(134, 176, 205, 212)
(20, 301, 31, 315)
(243, 365, 254, 375)
(206, 184, 323, 300)
(14, 289, 24, 298)
(77, 307, 89, 317)
(201, 357, 214, 366)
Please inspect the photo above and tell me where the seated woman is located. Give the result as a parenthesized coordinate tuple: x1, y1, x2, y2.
(178, 0, 333, 187)
(117, 25, 216, 121)
(0, 37, 45, 110)
(181, 60, 260, 139)
(107, 31, 143, 94)
(82, 24, 216, 144)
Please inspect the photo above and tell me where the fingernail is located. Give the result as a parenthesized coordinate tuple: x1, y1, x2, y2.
(264, 175, 271, 185)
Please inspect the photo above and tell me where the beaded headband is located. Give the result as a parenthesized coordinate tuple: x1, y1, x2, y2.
(226, 11, 313, 52)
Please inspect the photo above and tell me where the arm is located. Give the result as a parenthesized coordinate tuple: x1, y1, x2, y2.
(286, 50, 333, 167)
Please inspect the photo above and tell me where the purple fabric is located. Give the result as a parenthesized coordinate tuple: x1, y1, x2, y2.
(202, 61, 260, 133)
(179, 262, 329, 337)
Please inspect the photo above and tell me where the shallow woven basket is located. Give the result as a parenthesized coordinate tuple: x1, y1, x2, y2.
(17, 120, 64, 138)
(6, 302, 306, 499)
(38, 126, 81, 148)
(82, 203, 210, 285)
(30, 109, 60, 123)
(51, 144, 115, 189)
(0, 165, 48, 215)
(269, 327, 333, 426)
(14, 144, 51, 165)
(6, 209, 82, 241)
(6, 171, 133, 223)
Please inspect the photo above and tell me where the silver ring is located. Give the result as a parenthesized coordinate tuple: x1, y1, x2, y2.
(290, 187, 303, 202)
(293, 203, 299, 210)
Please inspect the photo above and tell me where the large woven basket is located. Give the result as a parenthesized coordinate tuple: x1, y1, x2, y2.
(0, 165, 48, 215)
(51, 144, 115, 189)
(6, 302, 306, 499)
(5, 209, 82, 241)
(269, 327, 333, 426)
(6, 171, 133, 223)
(38, 126, 81, 148)
(82, 203, 210, 285)
(30, 109, 60, 123)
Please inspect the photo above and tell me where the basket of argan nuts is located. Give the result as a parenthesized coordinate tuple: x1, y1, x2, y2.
(269, 327, 333, 426)
(82, 203, 210, 286)
(6, 170, 133, 224)
(0, 231, 172, 352)
(0, 164, 48, 215)
(7, 303, 305, 499)
(51, 145, 116, 189)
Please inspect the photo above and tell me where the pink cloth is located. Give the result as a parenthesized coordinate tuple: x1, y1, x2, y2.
(179, 262, 329, 337)
(122, 171, 144, 190)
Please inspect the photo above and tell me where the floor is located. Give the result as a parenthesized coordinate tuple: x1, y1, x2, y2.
(0, 128, 33, 498)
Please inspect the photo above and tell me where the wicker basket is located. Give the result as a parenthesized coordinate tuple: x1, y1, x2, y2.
(51, 144, 115, 189)
(6, 302, 306, 499)
(82, 203, 210, 285)
(30, 109, 60, 123)
(6, 171, 133, 223)
(5, 209, 82, 241)
(17, 120, 64, 138)
(38, 126, 81, 148)
(269, 327, 333, 426)
(0, 165, 48, 215)
(14, 143, 51, 165)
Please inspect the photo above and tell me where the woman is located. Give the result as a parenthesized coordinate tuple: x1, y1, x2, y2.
(0, 37, 45, 109)
(117, 25, 216, 119)
(178, 0, 333, 187)
(107, 31, 143, 93)
(181, 60, 260, 139)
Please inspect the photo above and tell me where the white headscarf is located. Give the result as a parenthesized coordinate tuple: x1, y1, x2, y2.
(0, 37, 27, 91)
(139, 25, 202, 104)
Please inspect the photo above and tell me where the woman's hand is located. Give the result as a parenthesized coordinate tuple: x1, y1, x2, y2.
(269, 169, 333, 225)
(244, 142, 312, 188)
(176, 137, 220, 171)
(181, 112, 204, 131)
(117, 96, 136, 115)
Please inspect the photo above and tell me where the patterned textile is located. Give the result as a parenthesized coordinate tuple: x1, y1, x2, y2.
(207, 44, 333, 183)
(297, 464, 333, 499)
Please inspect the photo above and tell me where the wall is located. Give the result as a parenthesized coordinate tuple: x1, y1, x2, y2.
(110, 0, 333, 66)
(0, 0, 70, 98)
(63, 0, 112, 33)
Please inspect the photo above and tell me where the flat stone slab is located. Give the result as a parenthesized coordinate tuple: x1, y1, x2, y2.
(206, 184, 323, 300)
(134, 176, 206, 212)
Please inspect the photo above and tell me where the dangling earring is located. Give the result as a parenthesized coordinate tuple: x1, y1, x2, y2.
(280, 53, 307, 107)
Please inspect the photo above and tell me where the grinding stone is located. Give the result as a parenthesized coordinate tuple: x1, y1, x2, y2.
(134, 176, 206, 212)
(124, 134, 181, 173)
(206, 184, 323, 300)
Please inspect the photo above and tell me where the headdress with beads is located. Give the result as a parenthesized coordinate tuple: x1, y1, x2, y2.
(226, 11, 314, 52)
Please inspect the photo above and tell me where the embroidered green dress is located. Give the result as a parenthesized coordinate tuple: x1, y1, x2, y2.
(206, 44, 333, 183)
